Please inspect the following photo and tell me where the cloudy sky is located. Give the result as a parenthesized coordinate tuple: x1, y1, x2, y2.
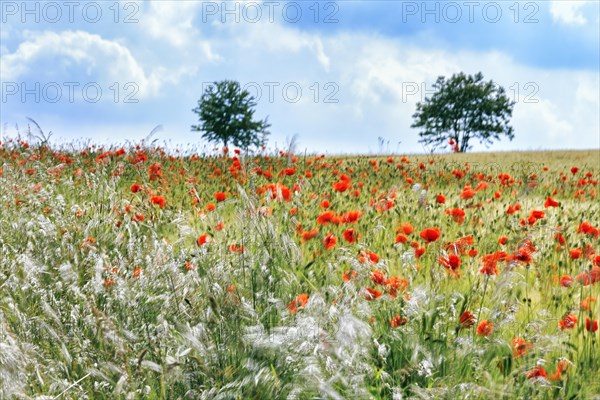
(1, 0, 599, 154)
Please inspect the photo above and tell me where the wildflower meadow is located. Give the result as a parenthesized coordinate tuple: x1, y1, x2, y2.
(0, 141, 598, 399)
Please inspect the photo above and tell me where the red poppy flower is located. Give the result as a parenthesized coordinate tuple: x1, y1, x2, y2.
(549, 360, 569, 381)
(384, 276, 408, 298)
(323, 233, 337, 250)
(197, 234, 210, 246)
(570, 248, 582, 259)
(343, 228, 359, 243)
(371, 269, 386, 285)
(459, 310, 476, 328)
(439, 253, 461, 272)
(317, 211, 337, 225)
(476, 320, 493, 336)
(559, 275, 574, 287)
(512, 337, 533, 358)
(130, 183, 143, 193)
(460, 184, 476, 199)
(544, 196, 559, 208)
(419, 227, 441, 243)
(229, 244, 244, 253)
(359, 250, 380, 264)
(586, 317, 598, 332)
(214, 192, 227, 202)
(436, 194, 446, 204)
(580, 297, 596, 311)
(150, 195, 165, 208)
(301, 228, 319, 242)
(446, 208, 465, 224)
(363, 287, 382, 300)
(525, 366, 547, 380)
(341, 210, 362, 223)
(395, 234, 408, 244)
(390, 315, 407, 328)
(343, 270, 357, 282)
(415, 246, 426, 259)
(558, 314, 577, 330)
(288, 293, 309, 313)
(400, 223, 414, 235)
(333, 180, 351, 192)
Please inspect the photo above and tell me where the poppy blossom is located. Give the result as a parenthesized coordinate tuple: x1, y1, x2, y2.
(476, 320, 493, 336)
(197, 234, 211, 246)
(301, 228, 319, 242)
(544, 196, 559, 208)
(585, 317, 598, 332)
(343, 228, 359, 243)
(446, 208, 465, 224)
(343, 270, 357, 282)
(363, 287, 382, 300)
(214, 192, 227, 202)
(460, 184, 476, 199)
(559, 275, 574, 287)
(558, 314, 577, 330)
(390, 315, 407, 328)
(323, 233, 337, 250)
(512, 337, 533, 358)
(525, 366, 547, 380)
(130, 183, 143, 193)
(436, 194, 446, 204)
(333, 180, 351, 192)
(317, 211, 337, 225)
(150, 195, 165, 208)
(288, 293, 309, 313)
(580, 297, 596, 312)
(400, 223, 414, 235)
(419, 227, 441, 243)
(459, 311, 476, 328)
(439, 253, 461, 276)
(384, 276, 408, 298)
(229, 244, 244, 253)
(395, 233, 408, 244)
(479, 251, 506, 275)
(341, 210, 362, 223)
(371, 269, 386, 285)
(570, 248, 582, 259)
(549, 360, 569, 381)
(359, 250, 380, 264)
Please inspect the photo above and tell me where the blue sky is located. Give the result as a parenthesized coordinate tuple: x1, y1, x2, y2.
(1, 0, 599, 154)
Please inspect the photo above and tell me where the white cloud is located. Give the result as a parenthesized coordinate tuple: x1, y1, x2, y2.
(0, 30, 192, 98)
(550, 1, 589, 25)
(139, 0, 221, 62)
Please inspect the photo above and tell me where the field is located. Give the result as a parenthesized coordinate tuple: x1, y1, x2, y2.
(0, 142, 599, 399)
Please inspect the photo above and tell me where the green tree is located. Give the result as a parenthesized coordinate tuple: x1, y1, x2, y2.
(192, 80, 270, 149)
(411, 72, 515, 153)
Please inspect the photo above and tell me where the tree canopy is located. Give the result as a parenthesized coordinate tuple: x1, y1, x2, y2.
(192, 80, 270, 149)
(411, 72, 515, 153)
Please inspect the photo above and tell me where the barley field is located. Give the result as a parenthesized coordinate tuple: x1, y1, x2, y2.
(0, 141, 598, 399)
